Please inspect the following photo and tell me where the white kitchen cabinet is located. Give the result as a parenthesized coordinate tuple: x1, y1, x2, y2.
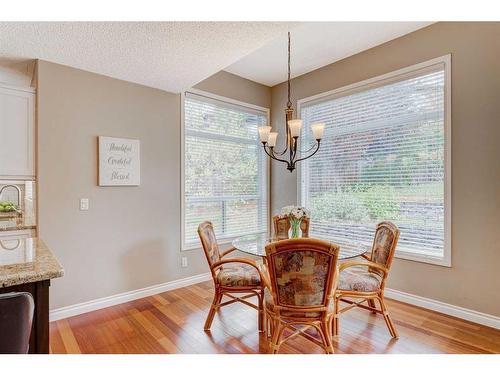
(0, 230, 36, 266)
(0, 84, 35, 179)
(0, 229, 35, 238)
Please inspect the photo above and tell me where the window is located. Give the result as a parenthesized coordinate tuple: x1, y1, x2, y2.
(299, 56, 451, 266)
(182, 91, 269, 249)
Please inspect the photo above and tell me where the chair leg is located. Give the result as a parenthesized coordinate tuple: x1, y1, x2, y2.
(204, 289, 222, 331)
(267, 312, 275, 339)
(332, 295, 340, 337)
(367, 298, 377, 313)
(258, 289, 264, 332)
(319, 320, 334, 354)
(377, 294, 399, 338)
(328, 315, 336, 346)
(265, 312, 269, 337)
(269, 320, 284, 354)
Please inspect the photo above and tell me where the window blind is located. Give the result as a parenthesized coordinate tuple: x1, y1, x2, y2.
(183, 92, 269, 248)
(300, 66, 446, 259)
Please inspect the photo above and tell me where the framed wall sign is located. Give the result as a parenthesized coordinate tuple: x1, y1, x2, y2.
(98, 136, 140, 186)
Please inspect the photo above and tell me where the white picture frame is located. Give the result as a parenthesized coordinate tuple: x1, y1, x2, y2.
(98, 136, 140, 186)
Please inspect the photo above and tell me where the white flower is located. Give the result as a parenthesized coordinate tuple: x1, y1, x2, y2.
(280, 205, 294, 216)
(279, 205, 310, 220)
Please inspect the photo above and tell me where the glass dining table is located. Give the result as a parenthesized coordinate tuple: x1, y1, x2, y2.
(232, 232, 369, 260)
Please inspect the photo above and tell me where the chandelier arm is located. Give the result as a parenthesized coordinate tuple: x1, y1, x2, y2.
(293, 141, 321, 164)
(296, 141, 319, 154)
(262, 145, 292, 165)
(271, 141, 289, 156)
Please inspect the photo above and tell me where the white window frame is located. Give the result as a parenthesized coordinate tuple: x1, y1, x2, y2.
(181, 88, 271, 251)
(297, 55, 452, 267)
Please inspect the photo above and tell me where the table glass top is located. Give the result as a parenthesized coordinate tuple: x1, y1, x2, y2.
(232, 233, 370, 260)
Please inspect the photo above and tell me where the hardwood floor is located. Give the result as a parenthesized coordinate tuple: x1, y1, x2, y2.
(49, 281, 500, 354)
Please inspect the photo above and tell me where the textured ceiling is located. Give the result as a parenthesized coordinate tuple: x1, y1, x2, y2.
(225, 22, 434, 86)
(0, 22, 297, 92)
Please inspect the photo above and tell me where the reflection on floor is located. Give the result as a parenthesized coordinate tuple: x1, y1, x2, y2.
(50, 280, 500, 354)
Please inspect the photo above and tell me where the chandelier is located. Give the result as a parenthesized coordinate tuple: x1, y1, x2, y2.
(258, 32, 325, 173)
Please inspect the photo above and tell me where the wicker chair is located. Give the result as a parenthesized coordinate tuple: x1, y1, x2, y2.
(334, 221, 400, 338)
(198, 221, 265, 331)
(263, 238, 339, 354)
(272, 215, 310, 239)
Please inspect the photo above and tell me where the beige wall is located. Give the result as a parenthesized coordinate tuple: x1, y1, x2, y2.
(37, 61, 270, 309)
(194, 70, 271, 109)
(270, 22, 500, 315)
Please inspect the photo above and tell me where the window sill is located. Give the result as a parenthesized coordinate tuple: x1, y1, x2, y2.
(395, 250, 451, 267)
(181, 237, 233, 252)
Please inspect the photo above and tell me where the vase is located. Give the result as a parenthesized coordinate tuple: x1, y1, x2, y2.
(288, 218, 302, 238)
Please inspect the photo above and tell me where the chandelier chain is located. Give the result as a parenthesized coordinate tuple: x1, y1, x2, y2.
(287, 32, 292, 108)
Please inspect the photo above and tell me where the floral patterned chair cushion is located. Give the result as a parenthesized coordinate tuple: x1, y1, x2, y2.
(216, 264, 261, 287)
(272, 250, 331, 306)
(370, 226, 396, 276)
(198, 224, 220, 264)
(338, 266, 382, 292)
(264, 288, 334, 318)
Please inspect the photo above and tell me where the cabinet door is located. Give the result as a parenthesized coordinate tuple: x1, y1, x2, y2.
(0, 86, 35, 178)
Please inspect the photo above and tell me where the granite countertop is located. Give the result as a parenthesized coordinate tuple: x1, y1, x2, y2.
(0, 237, 64, 288)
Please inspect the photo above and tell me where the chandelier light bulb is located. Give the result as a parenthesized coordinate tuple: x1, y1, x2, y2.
(267, 132, 278, 147)
(311, 123, 325, 140)
(258, 126, 272, 143)
(288, 119, 303, 137)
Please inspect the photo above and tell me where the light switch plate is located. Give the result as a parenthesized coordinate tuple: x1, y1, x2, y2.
(80, 198, 89, 211)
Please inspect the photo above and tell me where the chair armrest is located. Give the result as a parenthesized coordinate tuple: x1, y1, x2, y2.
(212, 258, 264, 282)
(259, 263, 272, 290)
(360, 253, 371, 261)
(220, 246, 237, 258)
(339, 260, 388, 277)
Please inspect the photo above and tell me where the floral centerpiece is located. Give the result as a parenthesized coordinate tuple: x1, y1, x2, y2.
(280, 205, 310, 238)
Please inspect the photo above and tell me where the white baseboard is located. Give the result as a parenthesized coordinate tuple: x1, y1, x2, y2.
(385, 288, 500, 330)
(49, 272, 211, 322)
